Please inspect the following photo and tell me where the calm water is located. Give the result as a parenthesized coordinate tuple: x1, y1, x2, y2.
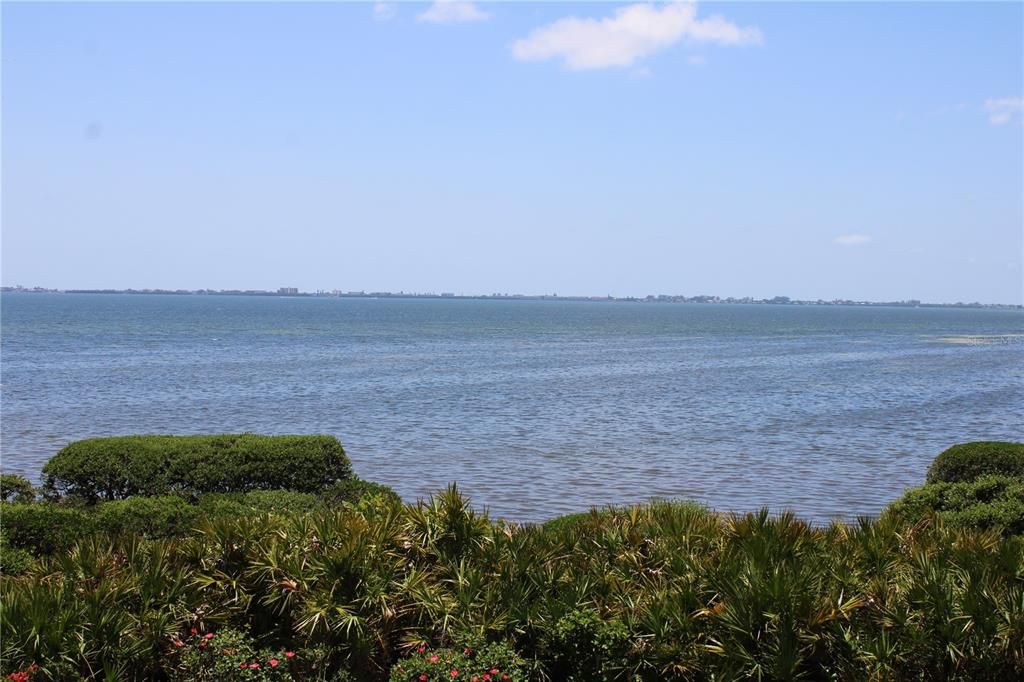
(2, 293, 1022, 523)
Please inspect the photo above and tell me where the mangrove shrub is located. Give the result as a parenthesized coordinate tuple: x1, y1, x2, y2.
(926, 441, 1024, 484)
(42, 434, 354, 501)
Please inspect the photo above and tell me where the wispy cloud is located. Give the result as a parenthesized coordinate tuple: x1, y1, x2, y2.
(984, 96, 1023, 126)
(418, 1, 489, 24)
(512, 2, 762, 71)
(373, 3, 397, 21)
(834, 234, 872, 247)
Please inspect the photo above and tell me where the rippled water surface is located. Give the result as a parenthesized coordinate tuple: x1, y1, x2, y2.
(2, 293, 1022, 523)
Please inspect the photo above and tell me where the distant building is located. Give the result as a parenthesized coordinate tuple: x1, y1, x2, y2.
(278, 287, 299, 295)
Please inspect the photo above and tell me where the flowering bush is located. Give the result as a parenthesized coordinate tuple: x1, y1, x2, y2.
(388, 643, 526, 682)
(4, 664, 38, 682)
(169, 627, 298, 681)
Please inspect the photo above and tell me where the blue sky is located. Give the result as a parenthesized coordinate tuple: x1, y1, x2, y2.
(2, 1, 1022, 303)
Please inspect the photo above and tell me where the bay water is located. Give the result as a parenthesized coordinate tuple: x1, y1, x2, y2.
(2, 293, 1021, 523)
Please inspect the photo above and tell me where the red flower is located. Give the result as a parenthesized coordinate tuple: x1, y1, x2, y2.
(429, 655, 439, 663)
(419, 675, 428, 682)
(269, 659, 280, 668)
(418, 645, 426, 653)
(483, 675, 491, 681)
(285, 651, 295, 658)
(250, 663, 260, 669)
(463, 647, 472, 655)
(204, 633, 215, 640)
(191, 628, 198, 635)
(490, 670, 499, 675)
(451, 670, 459, 678)
(501, 676, 509, 681)
(239, 663, 247, 669)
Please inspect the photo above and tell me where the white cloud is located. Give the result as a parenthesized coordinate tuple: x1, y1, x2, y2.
(373, 3, 397, 21)
(984, 96, 1023, 126)
(511, 2, 762, 71)
(834, 234, 872, 247)
(418, 1, 489, 24)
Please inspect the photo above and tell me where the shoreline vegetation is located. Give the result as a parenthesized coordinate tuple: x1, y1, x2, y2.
(2, 287, 1021, 309)
(1, 437, 1023, 680)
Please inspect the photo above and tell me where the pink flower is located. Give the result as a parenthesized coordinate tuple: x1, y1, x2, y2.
(285, 651, 295, 658)
(451, 670, 459, 678)
(418, 645, 426, 653)
(490, 670, 499, 675)
(190, 628, 198, 635)
(269, 659, 279, 668)
(250, 663, 260, 669)
(204, 633, 214, 640)
(239, 663, 247, 669)
(463, 647, 472, 655)
(429, 655, 439, 663)
(419, 675, 428, 682)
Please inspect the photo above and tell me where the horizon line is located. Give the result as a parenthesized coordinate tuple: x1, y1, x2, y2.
(2, 285, 1021, 309)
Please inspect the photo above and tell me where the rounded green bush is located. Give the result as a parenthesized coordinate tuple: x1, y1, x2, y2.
(319, 479, 401, 509)
(92, 495, 203, 538)
(543, 609, 631, 682)
(926, 441, 1024, 484)
(42, 434, 354, 501)
(541, 511, 594, 534)
(886, 474, 1024, 536)
(0, 503, 93, 555)
(0, 542, 34, 575)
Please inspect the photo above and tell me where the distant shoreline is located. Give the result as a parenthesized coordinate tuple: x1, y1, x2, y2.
(2, 286, 1021, 310)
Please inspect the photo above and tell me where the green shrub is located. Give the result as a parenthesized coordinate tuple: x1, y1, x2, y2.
(540, 511, 593, 534)
(320, 479, 401, 509)
(388, 642, 527, 682)
(926, 441, 1024, 484)
(0, 530, 34, 575)
(92, 495, 204, 538)
(886, 474, 1024, 535)
(2, 491, 337, 559)
(199, 491, 325, 517)
(0, 503, 93, 555)
(542, 610, 631, 682)
(42, 434, 354, 501)
(1, 474, 36, 504)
